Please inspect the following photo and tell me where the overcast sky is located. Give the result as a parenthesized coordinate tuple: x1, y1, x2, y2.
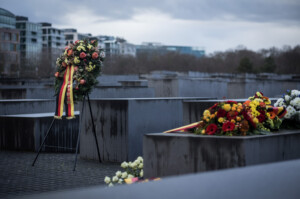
(1, 0, 300, 53)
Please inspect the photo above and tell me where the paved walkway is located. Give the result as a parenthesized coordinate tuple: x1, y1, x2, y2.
(0, 151, 120, 199)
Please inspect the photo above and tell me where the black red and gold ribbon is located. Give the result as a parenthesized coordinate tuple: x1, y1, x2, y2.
(54, 65, 75, 119)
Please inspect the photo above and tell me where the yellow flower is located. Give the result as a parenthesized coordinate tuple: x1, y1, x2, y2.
(236, 116, 241, 121)
(218, 117, 224, 123)
(223, 104, 231, 112)
(74, 57, 80, 64)
(231, 107, 237, 111)
(232, 104, 238, 108)
(237, 103, 242, 106)
(253, 118, 259, 124)
(266, 113, 270, 118)
(77, 45, 86, 52)
(231, 119, 236, 123)
(237, 108, 242, 113)
(203, 110, 210, 117)
(87, 44, 93, 49)
(64, 58, 68, 64)
(201, 130, 205, 134)
(206, 119, 210, 122)
(256, 92, 262, 97)
(210, 114, 215, 119)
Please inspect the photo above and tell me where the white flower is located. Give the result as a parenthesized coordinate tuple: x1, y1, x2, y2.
(131, 162, 137, 169)
(121, 172, 128, 179)
(140, 170, 143, 178)
(104, 176, 111, 184)
(290, 97, 300, 109)
(285, 95, 291, 102)
(285, 105, 297, 119)
(100, 51, 105, 58)
(108, 183, 114, 187)
(118, 179, 123, 184)
(291, 90, 300, 97)
(115, 171, 122, 178)
(121, 162, 128, 169)
(127, 174, 134, 179)
(112, 176, 119, 183)
(137, 156, 143, 162)
(138, 163, 143, 169)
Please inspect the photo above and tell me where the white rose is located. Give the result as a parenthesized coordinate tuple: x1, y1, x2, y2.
(140, 170, 143, 178)
(291, 90, 299, 97)
(121, 162, 128, 169)
(112, 176, 119, 183)
(137, 156, 143, 162)
(121, 172, 128, 179)
(118, 179, 123, 184)
(108, 183, 114, 187)
(104, 176, 111, 184)
(130, 162, 137, 169)
(115, 171, 122, 178)
(138, 163, 143, 169)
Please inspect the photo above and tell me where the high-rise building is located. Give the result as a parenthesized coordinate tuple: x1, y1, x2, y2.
(39, 23, 65, 72)
(0, 8, 20, 77)
(136, 42, 205, 58)
(63, 28, 91, 45)
(16, 16, 42, 77)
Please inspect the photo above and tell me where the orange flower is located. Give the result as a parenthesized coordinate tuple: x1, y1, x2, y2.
(269, 111, 276, 119)
(67, 49, 73, 56)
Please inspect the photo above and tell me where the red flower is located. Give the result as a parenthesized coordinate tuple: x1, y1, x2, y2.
(222, 121, 235, 132)
(75, 40, 79, 44)
(74, 66, 78, 71)
(54, 72, 59, 78)
(257, 110, 266, 122)
(92, 52, 98, 59)
(206, 124, 218, 135)
(217, 109, 226, 118)
(242, 110, 256, 128)
(225, 100, 238, 104)
(80, 79, 86, 85)
(80, 52, 86, 59)
(227, 111, 238, 120)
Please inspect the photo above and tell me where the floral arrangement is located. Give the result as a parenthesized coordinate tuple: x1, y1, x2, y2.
(104, 156, 144, 187)
(274, 89, 300, 128)
(54, 39, 105, 102)
(194, 92, 283, 136)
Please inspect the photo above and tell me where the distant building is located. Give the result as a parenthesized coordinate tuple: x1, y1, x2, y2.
(0, 8, 20, 77)
(136, 42, 205, 58)
(63, 28, 91, 46)
(16, 16, 42, 77)
(39, 23, 65, 71)
(94, 35, 136, 57)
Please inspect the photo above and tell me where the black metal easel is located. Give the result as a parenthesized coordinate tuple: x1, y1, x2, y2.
(32, 94, 102, 171)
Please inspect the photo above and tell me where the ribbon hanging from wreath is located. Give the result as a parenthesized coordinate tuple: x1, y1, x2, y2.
(54, 39, 105, 119)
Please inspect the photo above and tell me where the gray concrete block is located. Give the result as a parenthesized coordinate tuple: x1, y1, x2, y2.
(80, 97, 212, 162)
(20, 159, 300, 199)
(143, 130, 300, 178)
(0, 112, 79, 152)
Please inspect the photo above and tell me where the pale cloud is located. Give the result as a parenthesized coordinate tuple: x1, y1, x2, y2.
(0, 0, 300, 53)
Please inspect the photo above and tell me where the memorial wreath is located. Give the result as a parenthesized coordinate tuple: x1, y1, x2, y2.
(54, 39, 105, 119)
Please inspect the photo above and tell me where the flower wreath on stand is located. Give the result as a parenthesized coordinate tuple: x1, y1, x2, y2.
(54, 39, 105, 119)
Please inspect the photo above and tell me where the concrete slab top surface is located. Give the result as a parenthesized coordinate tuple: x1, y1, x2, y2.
(89, 97, 213, 101)
(183, 97, 278, 103)
(19, 158, 300, 199)
(0, 111, 80, 118)
(147, 129, 300, 139)
(0, 99, 55, 102)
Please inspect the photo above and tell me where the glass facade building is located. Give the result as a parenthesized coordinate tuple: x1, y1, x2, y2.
(16, 16, 42, 77)
(40, 23, 65, 70)
(63, 28, 91, 46)
(0, 8, 20, 77)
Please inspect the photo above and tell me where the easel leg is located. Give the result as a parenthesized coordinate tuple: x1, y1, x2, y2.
(32, 118, 55, 166)
(87, 95, 102, 163)
(73, 95, 86, 171)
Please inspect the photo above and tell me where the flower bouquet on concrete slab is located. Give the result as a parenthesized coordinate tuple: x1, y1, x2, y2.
(104, 156, 161, 187)
(274, 89, 300, 129)
(164, 92, 287, 136)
